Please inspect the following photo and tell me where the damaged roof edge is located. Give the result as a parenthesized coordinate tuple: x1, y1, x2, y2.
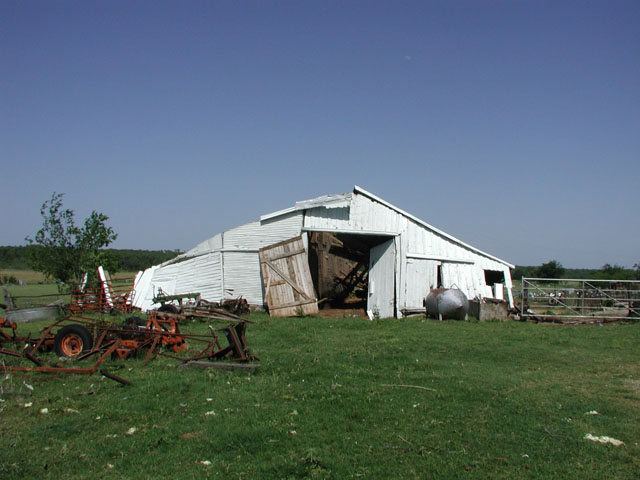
(157, 251, 203, 267)
(353, 185, 515, 269)
(260, 193, 352, 222)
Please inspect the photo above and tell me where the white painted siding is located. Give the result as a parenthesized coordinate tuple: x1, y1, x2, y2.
(403, 258, 439, 309)
(401, 214, 513, 309)
(132, 266, 156, 310)
(141, 262, 179, 309)
(303, 205, 351, 230)
(368, 239, 396, 318)
(304, 195, 407, 234)
(401, 252, 511, 308)
(184, 233, 222, 257)
(222, 251, 263, 304)
(405, 221, 475, 263)
(189, 252, 223, 301)
(350, 195, 406, 234)
(223, 211, 303, 250)
(133, 252, 223, 310)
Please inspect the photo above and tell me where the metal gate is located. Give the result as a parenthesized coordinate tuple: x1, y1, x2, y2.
(520, 278, 640, 321)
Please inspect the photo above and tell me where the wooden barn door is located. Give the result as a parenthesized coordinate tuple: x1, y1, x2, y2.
(259, 236, 319, 317)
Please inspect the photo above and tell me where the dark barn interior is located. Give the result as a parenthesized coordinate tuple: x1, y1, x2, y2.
(307, 231, 390, 312)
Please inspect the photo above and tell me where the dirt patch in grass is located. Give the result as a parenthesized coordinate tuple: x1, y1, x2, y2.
(625, 379, 640, 398)
(315, 307, 368, 319)
(180, 431, 205, 440)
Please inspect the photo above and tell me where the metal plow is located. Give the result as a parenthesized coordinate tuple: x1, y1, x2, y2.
(0, 311, 259, 384)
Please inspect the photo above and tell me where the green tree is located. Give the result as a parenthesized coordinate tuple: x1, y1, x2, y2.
(25, 193, 118, 286)
(511, 265, 538, 280)
(536, 260, 565, 279)
(597, 263, 634, 280)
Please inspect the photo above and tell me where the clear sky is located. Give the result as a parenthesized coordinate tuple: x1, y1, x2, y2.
(1, 1, 638, 268)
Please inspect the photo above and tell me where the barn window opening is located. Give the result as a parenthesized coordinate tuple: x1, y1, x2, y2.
(437, 265, 443, 288)
(484, 270, 505, 286)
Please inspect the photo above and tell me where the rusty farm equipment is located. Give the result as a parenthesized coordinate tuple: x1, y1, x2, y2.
(0, 309, 258, 382)
(67, 267, 137, 315)
(1, 264, 259, 382)
(152, 289, 251, 317)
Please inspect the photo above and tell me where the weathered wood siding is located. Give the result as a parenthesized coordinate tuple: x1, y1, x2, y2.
(259, 236, 318, 317)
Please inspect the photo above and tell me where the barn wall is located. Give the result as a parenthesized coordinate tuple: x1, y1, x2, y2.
(403, 258, 439, 309)
(401, 218, 512, 309)
(132, 266, 156, 310)
(217, 210, 304, 305)
(303, 205, 351, 230)
(223, 211, 303, 249)
(134, 251, 224, 310)
(303, 195, 407, 234)
(190, 252, 223, 300)
(184, 233, 222, 258)
(221, 251, 263, 304)
(351, 195, 407, 233)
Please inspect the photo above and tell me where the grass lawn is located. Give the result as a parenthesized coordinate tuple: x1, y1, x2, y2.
(0, 269, 47, 284)
(1, 313, 638, 479)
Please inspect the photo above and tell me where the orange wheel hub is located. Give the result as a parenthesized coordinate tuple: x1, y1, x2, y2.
(60, 334, 84, 356)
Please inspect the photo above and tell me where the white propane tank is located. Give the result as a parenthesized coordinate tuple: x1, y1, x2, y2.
(425, 288, 469, 320)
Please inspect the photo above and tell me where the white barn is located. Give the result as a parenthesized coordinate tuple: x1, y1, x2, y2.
(133, 186, 514, 318)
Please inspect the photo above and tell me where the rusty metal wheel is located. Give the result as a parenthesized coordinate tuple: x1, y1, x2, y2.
(54, 324, 93, 357)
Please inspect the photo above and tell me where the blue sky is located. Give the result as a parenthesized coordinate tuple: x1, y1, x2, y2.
(2, 1, 638, 268)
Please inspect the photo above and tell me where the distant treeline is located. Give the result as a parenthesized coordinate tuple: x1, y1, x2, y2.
(0, 246, 181, 272)
(512, 264, 639, 281)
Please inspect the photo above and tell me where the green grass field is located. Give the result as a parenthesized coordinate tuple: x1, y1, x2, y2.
(1, 313, 638, 479)
(1, 269, 47, 284)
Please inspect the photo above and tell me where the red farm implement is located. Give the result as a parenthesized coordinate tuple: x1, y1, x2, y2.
(67, 267, 137, 315)
(0, 310, 258, 382)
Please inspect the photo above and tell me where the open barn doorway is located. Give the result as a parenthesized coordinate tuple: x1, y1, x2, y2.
(307, 231, 396, 318)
